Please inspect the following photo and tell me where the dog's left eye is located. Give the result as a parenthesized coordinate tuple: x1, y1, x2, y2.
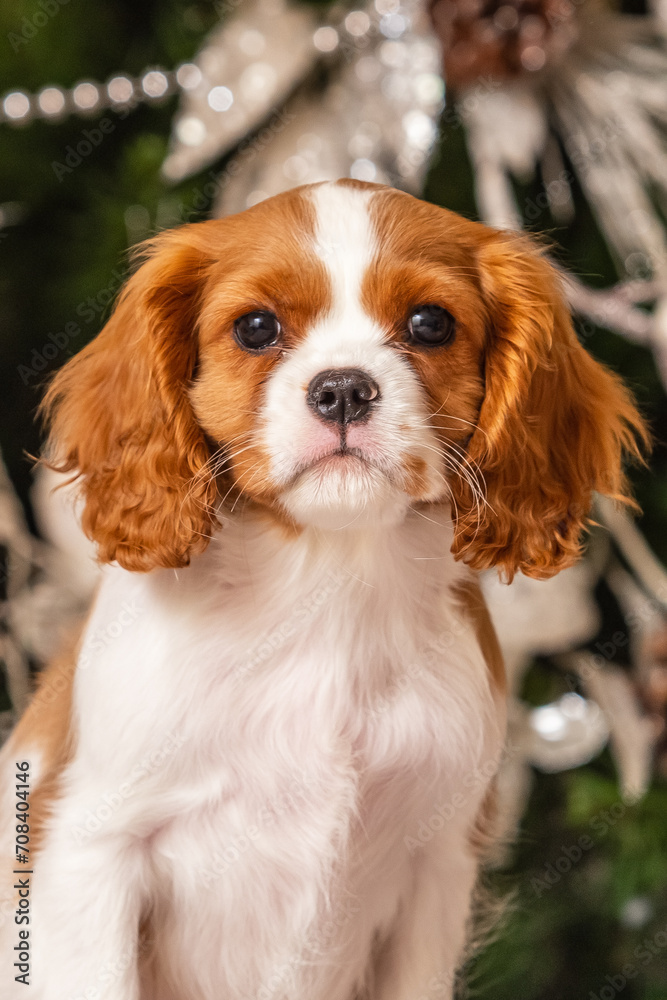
(407, 305, 456, 347)
(234, 311, 281, 350)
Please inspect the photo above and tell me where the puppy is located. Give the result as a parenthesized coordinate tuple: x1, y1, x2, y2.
(0, 180, 646, 999)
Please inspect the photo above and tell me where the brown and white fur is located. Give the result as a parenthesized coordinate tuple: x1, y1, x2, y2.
(0, 180, 646, 999)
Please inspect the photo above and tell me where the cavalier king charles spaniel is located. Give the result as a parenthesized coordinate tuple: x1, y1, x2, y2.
(0, 180, 646, 1000)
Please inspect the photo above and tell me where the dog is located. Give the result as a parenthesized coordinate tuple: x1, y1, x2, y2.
(0, 179, 646, 999)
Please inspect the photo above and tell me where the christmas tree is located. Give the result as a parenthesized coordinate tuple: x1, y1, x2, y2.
(1, 1, 666, 995)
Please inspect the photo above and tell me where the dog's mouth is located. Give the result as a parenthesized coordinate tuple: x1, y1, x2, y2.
(312, 446, 367, 468)
(278, 439, 419, 527)
(292, 446, 381, 482)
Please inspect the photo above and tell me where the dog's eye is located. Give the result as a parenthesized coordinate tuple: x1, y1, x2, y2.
(407, 305, 456, 347)
(234, 311, 281, 350)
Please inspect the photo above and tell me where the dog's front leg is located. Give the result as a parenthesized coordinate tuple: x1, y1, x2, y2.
(26, 824, 145, 1000)
(372, 824, 480, 1000)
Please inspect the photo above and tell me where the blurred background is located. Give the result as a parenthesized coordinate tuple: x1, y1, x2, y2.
(1, 0, 667, 996)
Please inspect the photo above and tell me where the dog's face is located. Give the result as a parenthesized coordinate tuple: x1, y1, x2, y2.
(189, 183, 487, 532)
(42, 180, 646, 577)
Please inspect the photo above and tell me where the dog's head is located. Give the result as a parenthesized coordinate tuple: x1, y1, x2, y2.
(41, 180, 647, 578)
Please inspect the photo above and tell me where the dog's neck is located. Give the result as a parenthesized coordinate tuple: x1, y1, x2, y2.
(209, 503, 461, 594)
(81, 500, 490, 790)
(121, 504, 468, 680)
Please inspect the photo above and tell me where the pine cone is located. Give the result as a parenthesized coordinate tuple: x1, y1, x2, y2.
(429, 0, 578, 90)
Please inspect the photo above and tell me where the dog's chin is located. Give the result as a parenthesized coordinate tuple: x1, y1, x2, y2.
(279, 452, 409, 531)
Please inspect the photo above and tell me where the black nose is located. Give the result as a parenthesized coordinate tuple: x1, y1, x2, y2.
(306, 369, 380, 425)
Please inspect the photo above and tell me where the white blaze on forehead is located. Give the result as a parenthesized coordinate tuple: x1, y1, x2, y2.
(308, 182, 378, 335)
(260, 181, 446, 515)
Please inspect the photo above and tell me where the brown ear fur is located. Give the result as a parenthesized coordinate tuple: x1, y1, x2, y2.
(40, 229, 218, 572)
(450, 232, 649, 581)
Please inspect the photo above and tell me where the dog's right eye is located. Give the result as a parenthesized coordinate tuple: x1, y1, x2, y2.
(234, 311, 281, 351)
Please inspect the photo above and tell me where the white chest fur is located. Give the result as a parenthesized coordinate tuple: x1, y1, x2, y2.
(32, 511, 502, 1000)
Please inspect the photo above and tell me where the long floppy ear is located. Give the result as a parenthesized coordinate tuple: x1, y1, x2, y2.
(40, 228, 218, 572)
(450, 232, 649, 581)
